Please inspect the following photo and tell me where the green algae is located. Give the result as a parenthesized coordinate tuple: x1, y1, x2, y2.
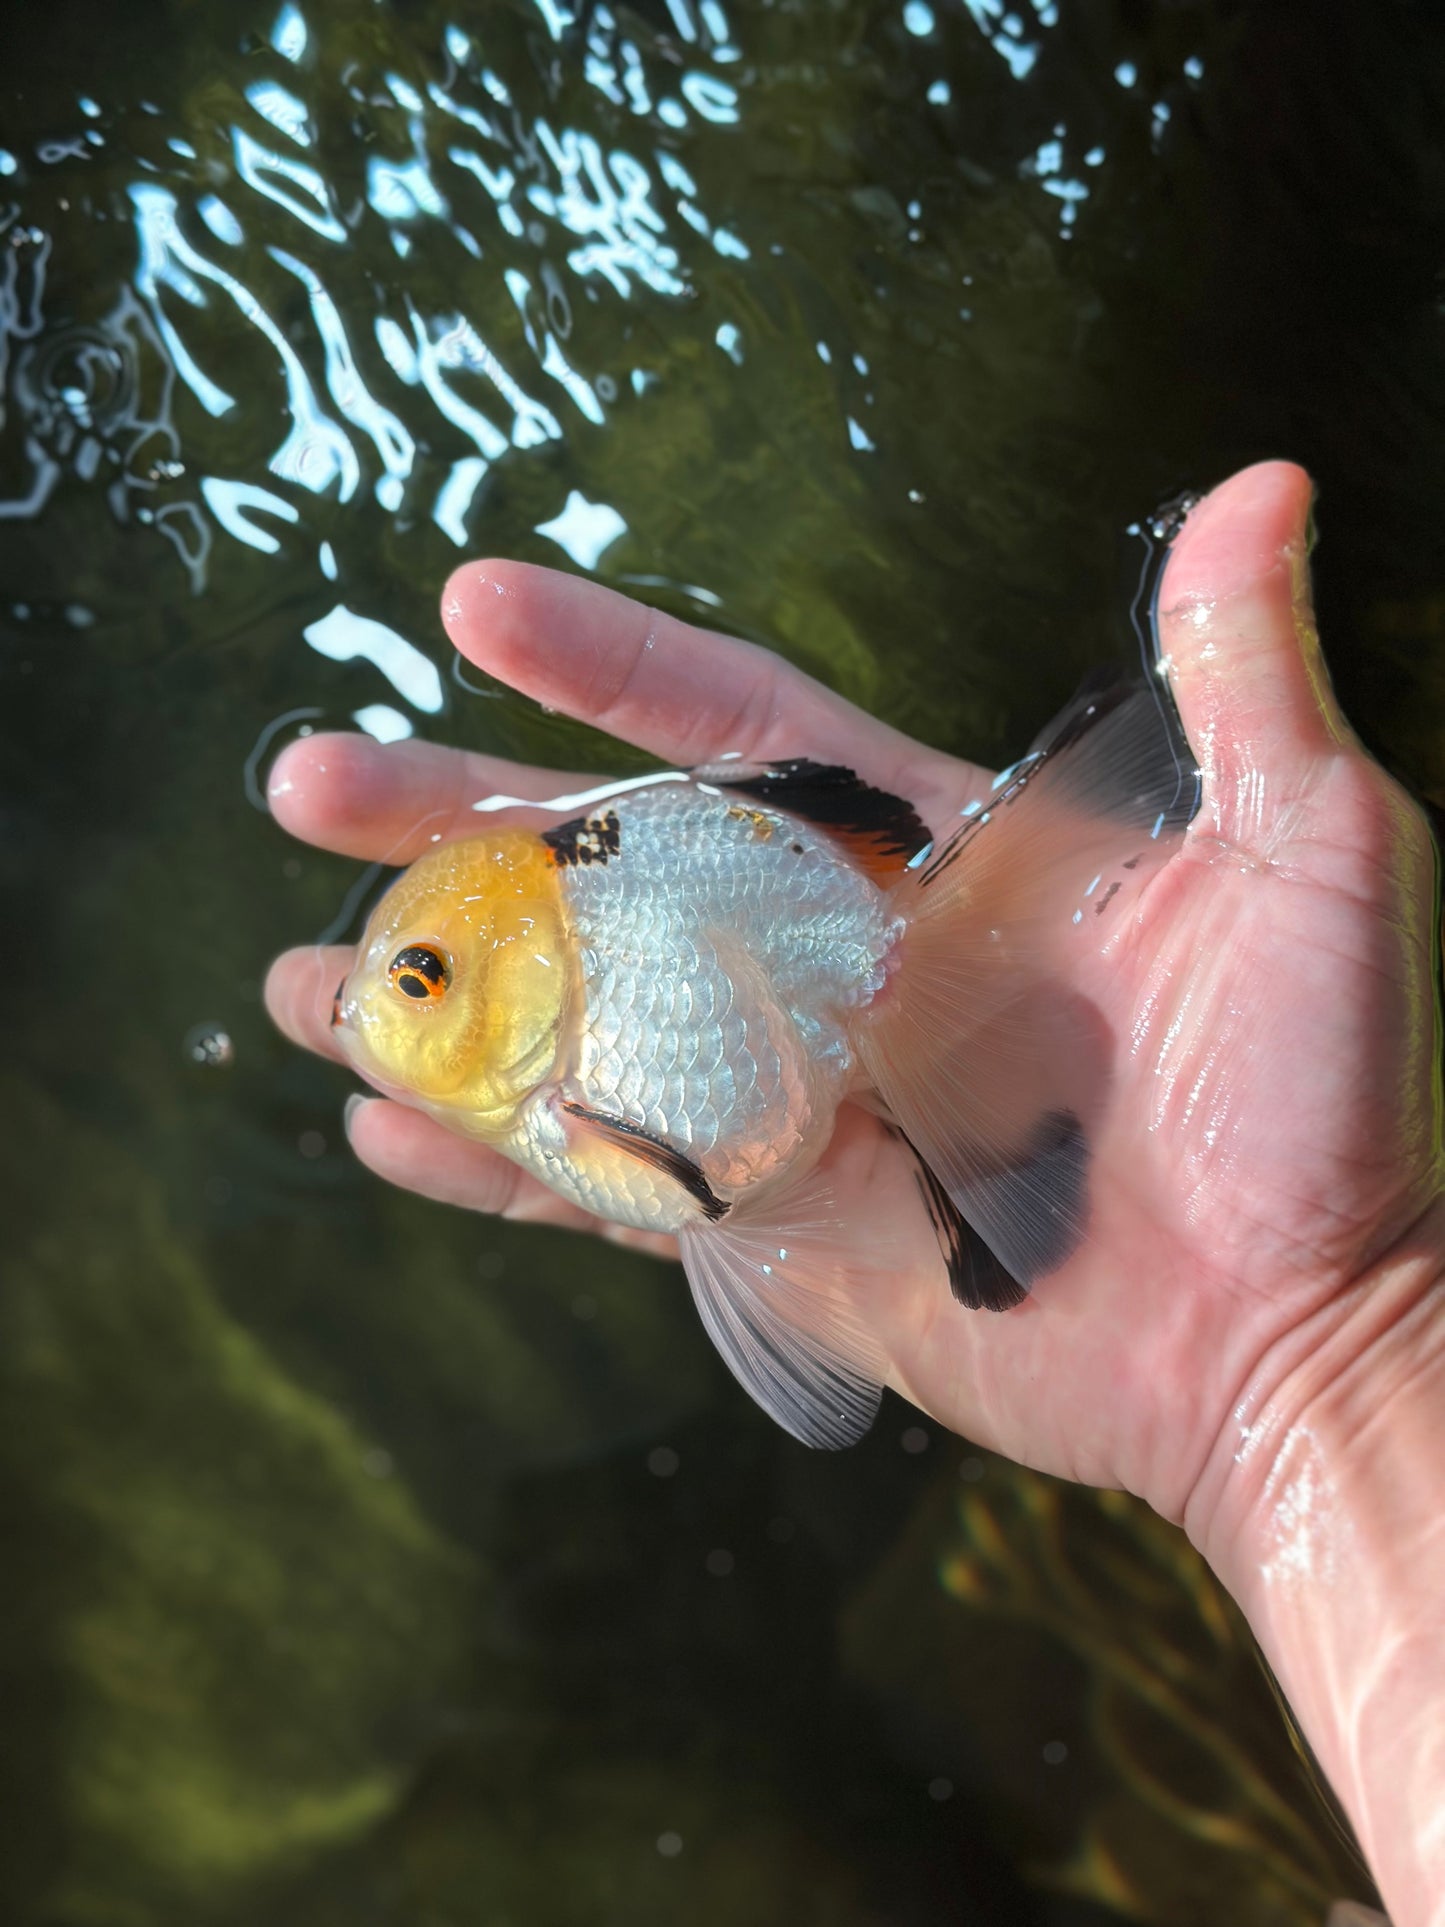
(1, 1077, 476, 1921)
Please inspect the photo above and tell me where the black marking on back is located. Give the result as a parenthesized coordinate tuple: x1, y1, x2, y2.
(543, 808, 622, 867)
(717, 760, 930, 868)
(561, 1100, 729, 1222)
(892, 1128, 1028, 1312)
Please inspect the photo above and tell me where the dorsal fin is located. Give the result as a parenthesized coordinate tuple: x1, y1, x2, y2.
(702, 758, 931, 883)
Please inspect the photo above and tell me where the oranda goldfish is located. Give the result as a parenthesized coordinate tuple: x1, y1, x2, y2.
(332, 682, 1197, 1447)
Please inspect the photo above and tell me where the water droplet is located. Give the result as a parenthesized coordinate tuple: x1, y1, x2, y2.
(656, 1831, 683, 1858)
(705, 1548, 734, 1577)
(16, 327, 134, 451)
(647, 1445, 679, 1477)
(928, 1777, 953, 1801)
(1146, 489, 1202, 545)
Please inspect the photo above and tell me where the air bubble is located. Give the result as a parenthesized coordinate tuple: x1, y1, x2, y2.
(185, 1024, 235, 1068)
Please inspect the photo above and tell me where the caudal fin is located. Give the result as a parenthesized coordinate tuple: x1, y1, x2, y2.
(859, 678, 1198, 1299)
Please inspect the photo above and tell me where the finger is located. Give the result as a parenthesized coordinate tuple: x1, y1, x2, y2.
(267, 731, 597, 863)
(265, 945, 354, 1063)
(345, 1097, 680, 1258)
(345, 1093, 592, 1222)
(1157, 461, 1353, 848)
(439, 561, 981, 820)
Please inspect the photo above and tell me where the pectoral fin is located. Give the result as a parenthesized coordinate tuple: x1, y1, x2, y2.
(679, 1178, 888, 1449)
(557, 1099, 730, 1225)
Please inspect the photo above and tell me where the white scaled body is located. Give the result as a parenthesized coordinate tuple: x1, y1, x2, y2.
(513, 785, 901, 1231)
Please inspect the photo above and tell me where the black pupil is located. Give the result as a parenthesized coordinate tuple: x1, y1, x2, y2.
(392, 945, 447, 996)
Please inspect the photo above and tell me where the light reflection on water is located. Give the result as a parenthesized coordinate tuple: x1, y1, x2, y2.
(4, 0, 806, 720)
(0, 0, 1226, 727)
(131, 0, 761, 589)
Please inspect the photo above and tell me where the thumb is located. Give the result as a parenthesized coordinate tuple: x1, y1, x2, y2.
(1157, 461, 1353, 853)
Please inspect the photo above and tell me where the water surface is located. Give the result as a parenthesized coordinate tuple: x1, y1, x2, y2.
(4, 0, 1442, 1919)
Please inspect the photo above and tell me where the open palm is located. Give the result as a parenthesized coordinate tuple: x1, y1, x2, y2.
(266, 462, 1441, 1532)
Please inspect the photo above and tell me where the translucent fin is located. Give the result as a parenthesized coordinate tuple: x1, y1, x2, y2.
(679, 1179, 888, 1449)
(861, 682, 1198, 1294)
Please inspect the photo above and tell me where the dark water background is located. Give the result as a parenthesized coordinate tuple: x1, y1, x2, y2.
(3, 0, 1442, 1919)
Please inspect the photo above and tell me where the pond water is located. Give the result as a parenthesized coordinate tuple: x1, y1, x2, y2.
(3, 0, 1441, 1920)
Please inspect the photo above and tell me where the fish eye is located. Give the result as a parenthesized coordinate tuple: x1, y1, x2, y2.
(388, 943, 452, 1003)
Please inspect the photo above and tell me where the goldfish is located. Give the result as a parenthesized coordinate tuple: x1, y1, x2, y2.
(331, 680, 1197, 1447)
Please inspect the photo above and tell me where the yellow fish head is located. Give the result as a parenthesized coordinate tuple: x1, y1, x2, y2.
(335, 832, 570, 1136)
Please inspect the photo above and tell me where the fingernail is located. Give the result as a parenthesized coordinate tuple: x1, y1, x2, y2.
(344, 1093, 370, 1138)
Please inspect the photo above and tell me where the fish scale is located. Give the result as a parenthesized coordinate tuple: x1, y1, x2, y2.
(557, 784, 897, 1195)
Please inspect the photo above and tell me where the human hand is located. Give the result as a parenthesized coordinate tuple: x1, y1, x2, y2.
(266, 462, 1442, 1547)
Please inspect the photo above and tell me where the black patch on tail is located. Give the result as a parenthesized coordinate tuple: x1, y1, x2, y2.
(895, 1129, 1028, 1312)
(717, 761, 931, 869)
(970, 1108, 1090, 1285)
(543, 808, 622, 867)
(561, 1101, 729, 1223)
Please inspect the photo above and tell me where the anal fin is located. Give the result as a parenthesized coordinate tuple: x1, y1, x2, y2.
(679, 1177, 888, 1449)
